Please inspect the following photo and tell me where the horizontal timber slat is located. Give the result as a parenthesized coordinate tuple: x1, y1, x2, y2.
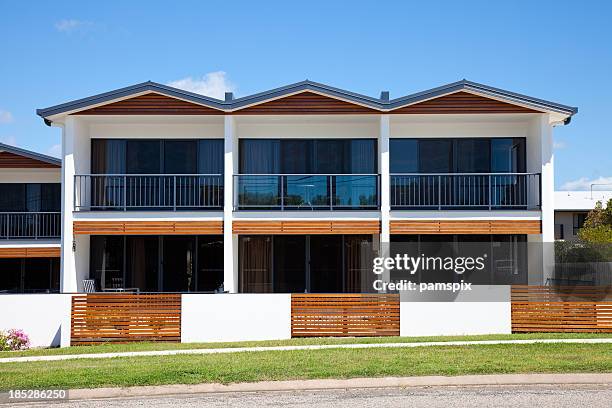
(511, 286, 612, 333)
(233, 220, 380, 235)
(0, 247, 60, 258)
(390, 220, 541, 234)
(291, 294, 400, 337)
(73, 221, 223, 235)
(71, 294, 181, 345)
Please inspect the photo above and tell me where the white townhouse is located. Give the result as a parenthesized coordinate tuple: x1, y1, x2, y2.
(34, 79, 575, 295)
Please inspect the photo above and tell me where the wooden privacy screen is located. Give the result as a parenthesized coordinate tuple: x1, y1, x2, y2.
(291, 294, 400, 337)
(390, 220, 541, 234)
(71, 294, 181, 345)
(233, 220, 381, 235)
(511, 285, 612, 333)
(0, 247, 60, 258)
(73, 220, 223, 235)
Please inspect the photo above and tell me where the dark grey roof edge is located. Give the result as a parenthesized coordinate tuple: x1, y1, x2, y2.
(0, 142, 61, 166)
(37, 79, 578, 119)
(36, 81, 226, 118)
(228, 80, 384, 109)
(388, 79, 578, 114)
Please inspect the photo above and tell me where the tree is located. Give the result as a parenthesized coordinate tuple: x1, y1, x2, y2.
(578, 199, 612, 244)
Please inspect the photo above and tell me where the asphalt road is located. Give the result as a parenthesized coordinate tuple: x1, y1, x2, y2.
(9, 384, 612, 408)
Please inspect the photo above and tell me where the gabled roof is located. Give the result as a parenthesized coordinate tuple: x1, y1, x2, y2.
(0, 142, 61, 167)
(37, 79, 578, 123)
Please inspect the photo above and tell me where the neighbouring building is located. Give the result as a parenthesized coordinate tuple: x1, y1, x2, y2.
(554, 191, 612, 241)
(0, 143, 61, 293)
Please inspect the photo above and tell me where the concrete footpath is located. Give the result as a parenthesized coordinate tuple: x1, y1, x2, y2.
(56, 373, 612, 401)
(1, 338, 611, 364)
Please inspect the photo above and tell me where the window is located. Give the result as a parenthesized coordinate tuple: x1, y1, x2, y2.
(0, 183, 61, 212)
(239, 139, 377, 174)
(0, 258, 59, 293)
(573, 213, 587, 235)
(555, 224, 565, 240)
(390, 138, 526, 173)
(92, 139, 223, 175)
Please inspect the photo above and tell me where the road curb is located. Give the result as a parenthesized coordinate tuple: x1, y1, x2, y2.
(66, 373, 612, 400)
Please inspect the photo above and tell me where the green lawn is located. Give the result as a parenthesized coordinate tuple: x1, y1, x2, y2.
(0, 342, 610, 390)
(1, 332, 610, 359)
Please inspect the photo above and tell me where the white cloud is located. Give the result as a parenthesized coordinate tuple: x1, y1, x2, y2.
(0, 110, 13, 124)
(553, 140, 566, 149)
(0, 135, 17, 146)
(55, 19, 92, 33)
(561, 176, 612, 191)
(46, 144, 62, 158)
(167, 71, 236, 99)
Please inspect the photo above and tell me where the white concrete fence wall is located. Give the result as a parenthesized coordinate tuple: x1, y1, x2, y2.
(0, 294, 72, 348)
(0, 292, 512, 348)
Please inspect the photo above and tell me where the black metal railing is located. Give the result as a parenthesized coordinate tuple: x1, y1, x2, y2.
(390, 173, 541, 210)
(74, 174, 224, 211)
(234, 174, 380, 210)
(0, 212, 61, 239)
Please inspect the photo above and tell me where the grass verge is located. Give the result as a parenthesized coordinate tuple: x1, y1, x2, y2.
(2, 332, 611, 358)
(0, 342, 610, 390)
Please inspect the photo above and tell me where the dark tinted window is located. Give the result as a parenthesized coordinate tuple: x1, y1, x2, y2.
(0, 184, 25, 211)
(281, 140, 311, 174)
(390, 139, 418, 173)
(91, 139, 126, 174)
(454, 139, 490, 173)
(198, 140, 224, 174)
(419, 140, 452, 173)
(164, 140, 197, 174)
(239, 140, 280, 174)
(491, 138, 525, 172)
(127, 140, 161, 174)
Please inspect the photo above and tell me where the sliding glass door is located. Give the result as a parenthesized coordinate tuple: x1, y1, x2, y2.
(239, 235, 374, 293)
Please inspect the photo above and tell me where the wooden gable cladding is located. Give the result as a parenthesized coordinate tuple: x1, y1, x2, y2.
(0, 151, 59, 168)
(235, 92, 379, 115)
(73, 220, 223, 235)
(390, 220, 541, 235)
(75, 93, 223, 115)
(0, 246, 60, 258)
(232, 220, 381, 235)
(390, 91, 539, 114)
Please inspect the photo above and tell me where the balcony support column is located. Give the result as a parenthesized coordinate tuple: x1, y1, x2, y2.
(539, 114, 555, 282)
(223, 115, 238, 293)
(379, 115, 391, 244)
(60, 117, 77, 293)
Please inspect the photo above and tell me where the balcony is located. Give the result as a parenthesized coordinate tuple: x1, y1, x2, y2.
(234, 174, 380, 211)
(0, 212, 61, 239)
(390, 173, 541, 210)
(75, 174, 224, 211)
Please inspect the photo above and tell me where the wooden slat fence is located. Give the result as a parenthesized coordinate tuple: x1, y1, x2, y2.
(71, 294, 181, 345)
(291, 294, 400, 337)
(511, 285, 612, 333)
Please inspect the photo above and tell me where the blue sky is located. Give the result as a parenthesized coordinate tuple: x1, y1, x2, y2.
(1, 0, 610, 189)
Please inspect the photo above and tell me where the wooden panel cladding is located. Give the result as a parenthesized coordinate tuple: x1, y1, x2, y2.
(291, 294, 400, 337)
(511, 286, 612, 333)
(73, 220, 223, 235)
(235, 91, 379, 115)
(390, 220, 541, 235)
(75, 93, 223, 115)
(71, 294, 181, 345)
(0, 246, 60, 258)
(390, 91, 539, 114)
(232, 220, 381, 235)
(0, 151, 59, 168)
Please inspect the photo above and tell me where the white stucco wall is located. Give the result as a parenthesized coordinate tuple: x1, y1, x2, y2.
(181, 294, 291, 343)
(0, 294, 72, 347)
(399, 286, 512, 336)
(0, 168, 61, 183)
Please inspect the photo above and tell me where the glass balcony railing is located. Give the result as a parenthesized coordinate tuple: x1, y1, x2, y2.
(390, 173, 541, 210)
(74, 174, 224, 211)
(234, 174, 380, 210)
